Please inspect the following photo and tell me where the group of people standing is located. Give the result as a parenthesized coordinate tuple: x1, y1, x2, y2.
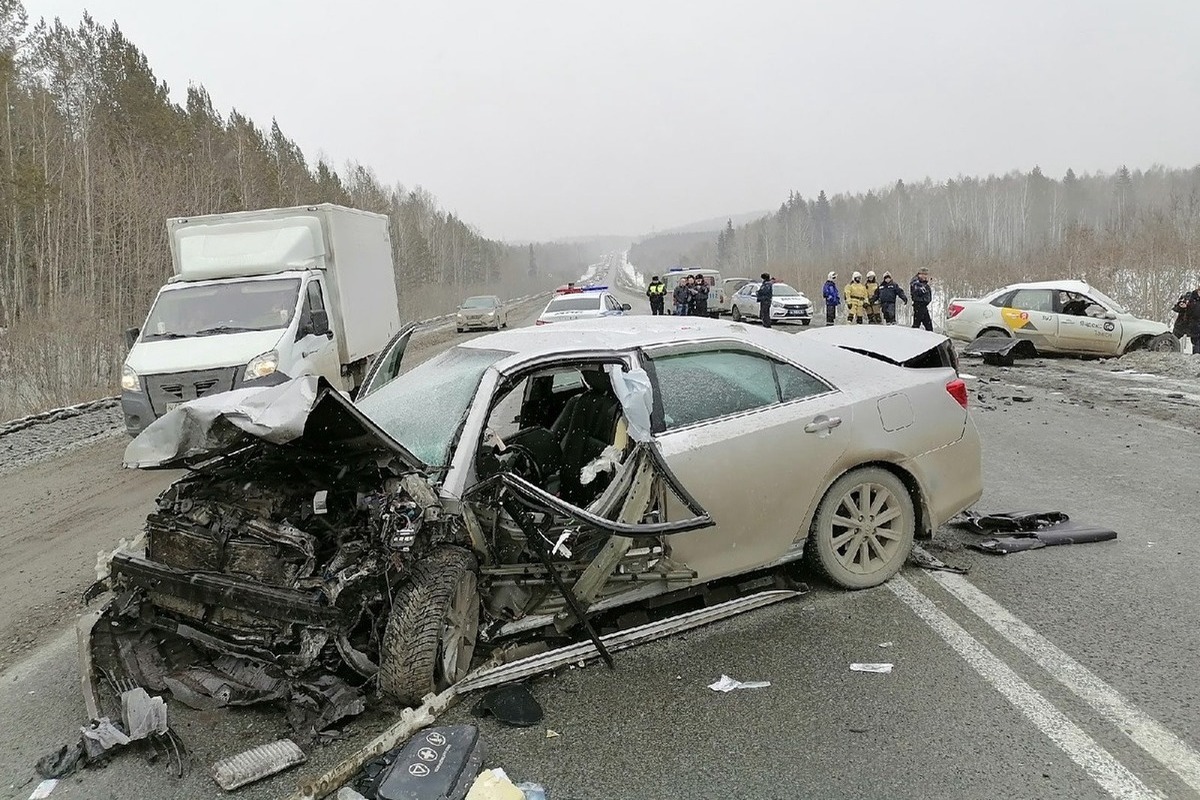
(645, 274, 710, 317)
(821, 269, 934, 330)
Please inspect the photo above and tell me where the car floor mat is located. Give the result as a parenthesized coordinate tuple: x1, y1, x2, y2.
(471, 683, 544, 728)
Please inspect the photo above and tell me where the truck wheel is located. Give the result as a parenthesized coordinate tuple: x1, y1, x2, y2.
(805, 467, 915, 590)
(378, 546, 479, 705)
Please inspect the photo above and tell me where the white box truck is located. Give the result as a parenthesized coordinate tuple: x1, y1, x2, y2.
(120, 204, 401, 435)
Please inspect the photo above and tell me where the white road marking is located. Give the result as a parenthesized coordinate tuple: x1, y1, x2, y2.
(888, 577, 1161, 800)
(930, 571, 1200, 795)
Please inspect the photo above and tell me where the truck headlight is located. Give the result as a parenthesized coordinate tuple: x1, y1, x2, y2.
(244, 350, 279, 381)
(121, 365, 140, 392)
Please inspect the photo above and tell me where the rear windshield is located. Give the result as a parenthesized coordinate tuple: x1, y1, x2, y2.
(546, 296, 601, 312)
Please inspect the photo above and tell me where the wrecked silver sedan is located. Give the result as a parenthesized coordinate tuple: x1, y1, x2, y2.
(83, 317, 982, 731)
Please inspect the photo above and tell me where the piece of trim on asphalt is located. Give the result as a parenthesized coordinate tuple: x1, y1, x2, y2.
(889, 576, 1163, 800)
(929, 571, 1200, 795)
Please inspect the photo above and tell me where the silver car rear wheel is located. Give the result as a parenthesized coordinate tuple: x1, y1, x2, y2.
(807, 467, 915, 589)
(731, 305, 742, 322)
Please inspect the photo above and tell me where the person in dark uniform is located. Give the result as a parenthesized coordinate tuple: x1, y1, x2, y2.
(690, 274, 710, 316)
(755, 272, 774, 328)
(910, 268, 934, 331)
(873, 272, 908, 324)
(1180, 283, 1200, 355)
(646, 275, 666, 315)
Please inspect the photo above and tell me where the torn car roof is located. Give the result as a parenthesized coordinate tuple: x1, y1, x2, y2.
(123, 375, 425, 471)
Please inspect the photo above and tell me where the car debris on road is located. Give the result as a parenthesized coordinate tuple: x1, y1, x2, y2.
(707, 674, 771, 692)
(951, 510, 1118, 554)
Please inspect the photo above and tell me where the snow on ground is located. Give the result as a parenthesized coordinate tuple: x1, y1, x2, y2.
(617, 251, 645, 289)
(578, 260, 605, 283)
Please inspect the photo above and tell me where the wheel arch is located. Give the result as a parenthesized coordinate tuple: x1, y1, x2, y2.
(977, 325, 1012, 338)
(801, 459, 932, 545)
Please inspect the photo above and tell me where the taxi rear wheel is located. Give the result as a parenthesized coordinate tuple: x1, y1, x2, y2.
(806, 467, 915, 590)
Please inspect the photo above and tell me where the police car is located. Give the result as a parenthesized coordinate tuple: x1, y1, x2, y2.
(535, 285, 631, 325)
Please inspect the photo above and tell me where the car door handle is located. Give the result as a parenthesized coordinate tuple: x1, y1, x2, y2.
(804, 416, 842, 434)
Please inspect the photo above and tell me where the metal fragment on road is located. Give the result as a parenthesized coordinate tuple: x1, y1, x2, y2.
(211, 739, 307, 791)
(850, 663, 894, 674)
(455, 589, 801, 694)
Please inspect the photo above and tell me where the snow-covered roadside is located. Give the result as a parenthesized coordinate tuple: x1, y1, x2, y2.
(617, 251, 645, 289)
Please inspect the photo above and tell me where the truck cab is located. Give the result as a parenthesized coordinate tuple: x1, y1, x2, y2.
(121, 205, 400, 436)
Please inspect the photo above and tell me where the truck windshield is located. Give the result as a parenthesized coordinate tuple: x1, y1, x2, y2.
(141, 278, 302, 341)
(356, 346, 510, 467)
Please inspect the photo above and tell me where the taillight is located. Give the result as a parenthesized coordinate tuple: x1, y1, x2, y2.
(946, 378, 968, 408)
(947, 302, 965, 319)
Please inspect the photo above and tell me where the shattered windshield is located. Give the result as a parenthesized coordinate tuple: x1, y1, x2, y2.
(356, 345, 510, 466)
(141, 278, 301, 340)
(1087, 288, 1128, 315)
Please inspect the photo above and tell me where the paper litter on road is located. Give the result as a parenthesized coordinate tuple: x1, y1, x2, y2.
(850, 663, 894, 674)
(708, 674, 771, 692)
(27, 779, 58, 800)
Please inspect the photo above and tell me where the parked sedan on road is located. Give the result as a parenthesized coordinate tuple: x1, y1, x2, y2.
(945, 279, 1179, 355)
(456, 295, 508, 332)
(730, 281, 813, 325)
(88, 318, 981, 730)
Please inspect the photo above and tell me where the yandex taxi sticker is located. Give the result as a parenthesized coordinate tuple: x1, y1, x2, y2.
(1000, 307, 1037, 331)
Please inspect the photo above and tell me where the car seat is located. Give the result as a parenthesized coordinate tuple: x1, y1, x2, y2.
(552, 369, 624, 505)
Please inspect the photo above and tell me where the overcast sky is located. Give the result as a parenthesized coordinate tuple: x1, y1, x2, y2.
(29, 0, 1200, 241)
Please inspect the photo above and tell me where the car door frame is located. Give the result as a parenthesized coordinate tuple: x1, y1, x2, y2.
(1000, 287, 1060, 350)
(356, 321, 418, 399)
(1054, 290, 1123, 354)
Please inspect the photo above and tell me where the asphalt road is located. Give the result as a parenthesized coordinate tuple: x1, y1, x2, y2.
(3, 256, 1199, 799)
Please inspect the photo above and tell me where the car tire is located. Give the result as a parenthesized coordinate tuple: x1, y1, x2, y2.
(801, 319, 811, 326)
(1146, 333, 1181, 353)
(806, 467, 916, 590)
(731, 306, 742, 322)
(378, 545, 480, 705)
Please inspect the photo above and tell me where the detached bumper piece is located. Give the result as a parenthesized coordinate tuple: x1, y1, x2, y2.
(962, 336, 1037, 366)
(952, 510, 1118, 554)
(110, 553, 345, 628)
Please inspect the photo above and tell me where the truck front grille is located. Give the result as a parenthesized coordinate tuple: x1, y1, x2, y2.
(145, 366, 238, 415)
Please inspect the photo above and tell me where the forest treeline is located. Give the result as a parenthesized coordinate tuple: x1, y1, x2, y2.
(0, 3, 586, 417)
(633, 165, 1200, 320)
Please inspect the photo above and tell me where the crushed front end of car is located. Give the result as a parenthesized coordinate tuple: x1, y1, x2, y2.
(82, 376, 451, 738)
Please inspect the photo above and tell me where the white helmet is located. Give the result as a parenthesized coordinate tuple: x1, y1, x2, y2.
(852, 270, 862, 280)
(827, 271, 837, 280)
(866, 270, 876, 279)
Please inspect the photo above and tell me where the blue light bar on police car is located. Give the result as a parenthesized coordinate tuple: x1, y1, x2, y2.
(580, 285, 608, 291)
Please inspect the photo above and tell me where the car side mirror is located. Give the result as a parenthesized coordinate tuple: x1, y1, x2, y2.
(621, 303, 631, 311)
(309, 309, 332, 337)
(124, 326, 140, 350)
(1102, 311, 1116, 320)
